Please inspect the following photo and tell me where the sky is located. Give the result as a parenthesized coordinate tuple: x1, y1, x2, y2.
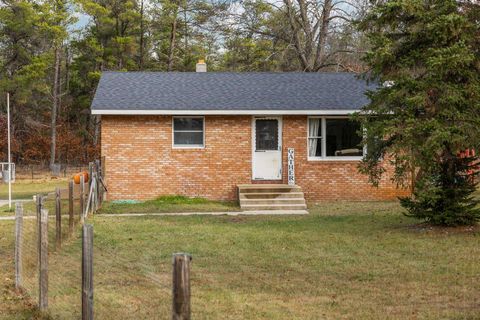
(69, 3, 89, 32)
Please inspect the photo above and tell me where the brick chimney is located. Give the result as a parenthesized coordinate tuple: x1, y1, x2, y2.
(196, 59, 207, 72)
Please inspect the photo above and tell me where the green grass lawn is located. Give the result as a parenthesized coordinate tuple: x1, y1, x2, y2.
(0, 178, 237, 215)
(0, 195, 239, 217)
(0, 179, 69, 216)
(1, 201, 478, 319)
(0, 179, 68, 200)
(98, 195, 240, 214)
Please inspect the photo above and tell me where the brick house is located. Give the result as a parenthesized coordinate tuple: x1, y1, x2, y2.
(92, 62, 408, 210)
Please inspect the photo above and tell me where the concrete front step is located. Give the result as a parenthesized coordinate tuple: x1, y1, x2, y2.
(238, 184, 307, 211)
(238, 185, 302, 194)
(241, 204, 308, 211)
(241, 198, 306, 205)
(240, 192, 305, 199)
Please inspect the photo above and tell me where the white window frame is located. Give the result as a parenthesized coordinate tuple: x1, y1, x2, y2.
(307, 116, 365, 161)
(172, 116, 205, 149)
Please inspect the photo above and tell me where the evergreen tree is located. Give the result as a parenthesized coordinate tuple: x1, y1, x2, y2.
(358, 0, 480, 226)
(149, 0, 225, 71)
(0, 0, 57, 163)
(41, 0, 72, 168)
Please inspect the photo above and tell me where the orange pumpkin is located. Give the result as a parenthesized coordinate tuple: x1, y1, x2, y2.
(73, 172, 89, 184)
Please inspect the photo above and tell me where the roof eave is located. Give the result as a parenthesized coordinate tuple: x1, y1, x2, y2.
(91, 109, 359, 115)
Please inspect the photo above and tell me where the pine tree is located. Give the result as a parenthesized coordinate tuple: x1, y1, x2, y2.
(358, 0, 480, 226)
(0, 0, 51, 163)
(41, 0, 71, 168)
(400, 153, 480, 225)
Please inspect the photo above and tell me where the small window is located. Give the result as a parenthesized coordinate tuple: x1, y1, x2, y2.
(308, 117, 364, 159)
(173, 117, 204, 148)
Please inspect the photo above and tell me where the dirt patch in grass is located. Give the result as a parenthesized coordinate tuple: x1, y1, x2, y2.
(0, 282, 41, 320)
(227, 216, 248, 223)
(403, 222, 480, 235)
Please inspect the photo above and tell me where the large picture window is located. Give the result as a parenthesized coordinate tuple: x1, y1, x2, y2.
(173, 117, 204, 148)
(308, 117, 364, 160)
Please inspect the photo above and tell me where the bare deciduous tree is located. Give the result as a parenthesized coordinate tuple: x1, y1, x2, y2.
(282, 0, 357, 71)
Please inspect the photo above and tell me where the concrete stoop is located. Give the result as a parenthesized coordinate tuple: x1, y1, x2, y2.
(238, 184, 308, 211)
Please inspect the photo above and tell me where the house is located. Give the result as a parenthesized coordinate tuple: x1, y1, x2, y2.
(91, 61, 407, 210)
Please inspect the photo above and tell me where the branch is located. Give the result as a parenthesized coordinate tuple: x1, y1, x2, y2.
(327, 15, 352, 22)
(315, 62, 356, 72)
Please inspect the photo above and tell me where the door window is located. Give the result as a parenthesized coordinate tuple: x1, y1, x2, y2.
(255, 119, 279, 151)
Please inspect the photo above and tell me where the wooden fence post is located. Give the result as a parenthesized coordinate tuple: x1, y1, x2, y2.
(55, 188, 61, 250)
(101, 157, 106, 202)
(39, 209, 48, 311)
(92, 173, 97, 213)
(80, 175, 85, 224)
(15, 202, 23, 291)
(36, 194, 43, 221)
(88, 173, 95, 215)
(172, 253, 192, 320)
(84, 174, 95, 216)
(82, 224, 94, 320)
(69, 180, 74, 235)
(97, 174, 101, 209)
(88, 162, 93, 187)
(95, 159, 102, 207)
(36, 195, 43, 273)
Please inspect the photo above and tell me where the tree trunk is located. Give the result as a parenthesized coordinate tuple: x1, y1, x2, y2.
(65, 46, 70, 92)
(50, 46, 60, 168)
(139, 0, 145, 70)
(314, 0, 333, 70)
(283, 0, 339, 72)
(167, 7, 179, 71)
(84, 115, 91, 162)
(184, 0, 188, 70)
(93, 115, 100, 147)
(283, 0, 310, 71)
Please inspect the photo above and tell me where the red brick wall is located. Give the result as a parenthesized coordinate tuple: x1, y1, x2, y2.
(101, 115, 408, 201)
(282, 116, 409, 201)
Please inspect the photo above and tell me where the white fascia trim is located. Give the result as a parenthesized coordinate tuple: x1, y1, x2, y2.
(91, 109, 357, 115)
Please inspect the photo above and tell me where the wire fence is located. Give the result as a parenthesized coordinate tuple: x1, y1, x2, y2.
(18, 209, 39, 305)
(15, 160, 102, 319)
(16, 185, 85, 316)
(91, 241, 172, 319)
(14, 159, 192, 319)
(15, 164, 90, 180)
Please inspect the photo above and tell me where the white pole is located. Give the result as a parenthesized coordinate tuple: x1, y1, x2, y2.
(7, 93, 12, 209)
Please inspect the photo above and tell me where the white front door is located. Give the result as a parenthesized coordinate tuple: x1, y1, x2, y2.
(252, 117, 282, 180)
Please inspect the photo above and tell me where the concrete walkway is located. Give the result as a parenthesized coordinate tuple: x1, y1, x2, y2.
(0, 210, 308, 221)
(0, 199, 31, 207)
(96, 210, 309, 217)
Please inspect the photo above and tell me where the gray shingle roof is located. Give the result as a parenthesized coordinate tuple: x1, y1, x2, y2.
(91, 72, 376, 113)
